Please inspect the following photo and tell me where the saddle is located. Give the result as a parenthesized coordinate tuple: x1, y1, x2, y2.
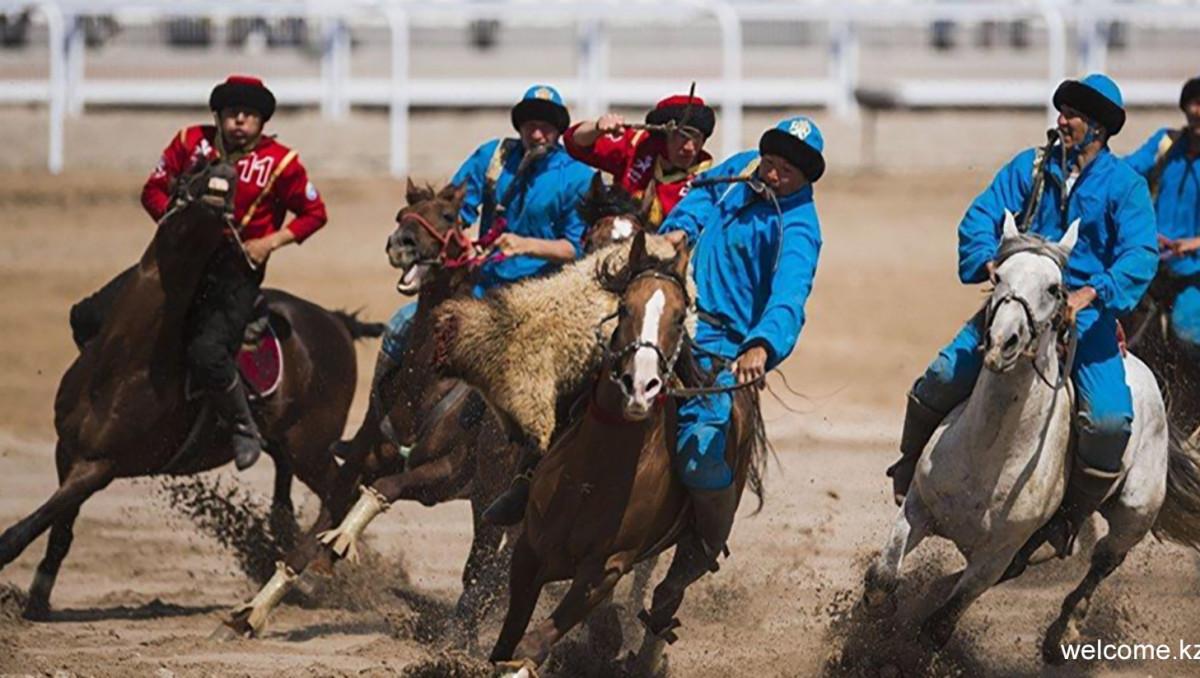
(185, 296, 283, 401)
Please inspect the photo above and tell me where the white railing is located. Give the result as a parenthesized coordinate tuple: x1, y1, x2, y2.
(3, 0, 1200, 174)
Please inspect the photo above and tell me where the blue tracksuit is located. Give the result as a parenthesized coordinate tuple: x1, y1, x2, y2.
(914, 144, 1158, 472)
(1126, 129, 1200, 357)
(383, 140, 593, 359)
(661, 151, 823, 488)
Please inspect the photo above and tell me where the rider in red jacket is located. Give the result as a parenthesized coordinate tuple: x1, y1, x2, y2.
(563, 93, 715, 229)
(70, 75, 328, 471)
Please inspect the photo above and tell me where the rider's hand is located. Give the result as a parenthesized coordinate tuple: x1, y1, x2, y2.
(1172, 237, 1200, 257)
(1159, 233, 1174, 252)
(1065, 286, 1097, 325)
(732, 346, 768, 388)
(243, 237, 274, 266)
(490, 233, 532, 257)
(597, 113, 626, 135)
(662, 230, 689, 249)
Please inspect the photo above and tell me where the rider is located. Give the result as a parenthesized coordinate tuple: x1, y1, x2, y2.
(563, 93, 716, 229)
(68, 75, 328, 471)
(483, 116, 826, 568)
(363, 85, 593, 448)
(886, 74, 1158, 570)
(1124, 75, 1200, 359)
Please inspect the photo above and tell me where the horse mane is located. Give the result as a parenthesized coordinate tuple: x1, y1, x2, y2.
(995, 231, 1068, 270)
(577, 178, 643, 226)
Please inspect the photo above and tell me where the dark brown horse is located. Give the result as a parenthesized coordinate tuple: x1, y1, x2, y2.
(218, 180, 522, 650)
(490, 231, 768, 676)
(578, 172, 648, 254)
(0, 159, 379, 619)
(1124, 266, 1200, 441)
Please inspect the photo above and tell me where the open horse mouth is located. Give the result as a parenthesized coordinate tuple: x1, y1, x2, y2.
(395, 263, 429, 296)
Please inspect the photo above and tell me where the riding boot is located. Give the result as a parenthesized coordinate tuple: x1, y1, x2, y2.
(333, 351, 403, 459)
(212, 378, 265, 471)
(885, 392, 945, 506)
(1000, 463, 1120, 583)
(689, 484, 739, 570)
(482, 450, 540, 526)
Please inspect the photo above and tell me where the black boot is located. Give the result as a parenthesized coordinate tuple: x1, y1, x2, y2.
(212, 378, 265, 471)
(332, 351, 402, 459)
(689, 484, 739, 569)
(885, 392, 945, 506)
(482, 451, 539, 526)
(1000, 463, 1119, 583)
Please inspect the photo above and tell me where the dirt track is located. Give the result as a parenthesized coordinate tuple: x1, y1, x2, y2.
(3, 110, 1200, 677)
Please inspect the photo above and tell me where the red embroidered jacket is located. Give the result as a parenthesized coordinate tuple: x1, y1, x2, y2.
(141, 125, 328, 243)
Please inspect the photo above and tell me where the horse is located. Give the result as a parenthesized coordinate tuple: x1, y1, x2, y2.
(862, 212, 1200, 664)
(219, 176, 660, 647)
(577, 172, 647, 254)
(0, 158, 381, 619)
(487, 230, 768, 676)
(1123, 264, 1200, 447)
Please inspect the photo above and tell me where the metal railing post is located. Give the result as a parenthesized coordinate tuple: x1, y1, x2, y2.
(386, 7, 409, 178)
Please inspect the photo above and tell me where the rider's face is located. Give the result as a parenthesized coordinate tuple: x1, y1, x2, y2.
(519, 119, 560, 152)
(1056, 105, 1100, 149)
(1184, 97, 1200, 136)
(757, 154, 806, 196)
(219, 106, 263, 150)
(663, 128, 705, 170)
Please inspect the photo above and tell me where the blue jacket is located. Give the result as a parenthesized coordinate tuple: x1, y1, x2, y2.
(1125, 128, 1200, 278)
(958, 145, 1157, 316)
(451, 140, 593, 295)
(661, 150, 823, 370)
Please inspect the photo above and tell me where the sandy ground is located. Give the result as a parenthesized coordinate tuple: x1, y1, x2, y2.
(2, 109, 1200, 677)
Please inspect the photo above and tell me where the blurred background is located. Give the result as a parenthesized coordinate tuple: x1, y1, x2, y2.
(1, 0, 1199, 177)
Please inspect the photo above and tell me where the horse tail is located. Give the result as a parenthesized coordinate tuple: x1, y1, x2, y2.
(331, 308, 387, 341)
(1152, 423, 1200, 551)
(743, 388, 771, 515)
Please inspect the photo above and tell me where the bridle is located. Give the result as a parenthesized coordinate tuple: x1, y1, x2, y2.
(596, 270, 690, 387)
(982, 252, 1075, 389)
(396, 210, 476, 270)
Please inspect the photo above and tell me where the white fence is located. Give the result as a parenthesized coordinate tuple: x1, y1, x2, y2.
(3, 0, 1200, 175)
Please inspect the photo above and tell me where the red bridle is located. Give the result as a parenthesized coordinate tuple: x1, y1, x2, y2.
(398, 211, 475, 269)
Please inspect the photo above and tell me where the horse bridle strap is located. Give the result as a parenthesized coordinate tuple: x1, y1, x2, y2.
(399, 211, 475, 269)
(598, 270, 691, 380)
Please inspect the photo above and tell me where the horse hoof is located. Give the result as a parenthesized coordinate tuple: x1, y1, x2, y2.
(209, 621, 245, 642)
(1040, 619, 1077, 665)
(22, 599, 50, 621)
(493, 659, 538, 678)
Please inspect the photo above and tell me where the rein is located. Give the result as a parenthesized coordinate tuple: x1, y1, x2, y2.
(594, 269, 764, 399)
(397, 210, 506, 273)
(982, 251, 1076, 390)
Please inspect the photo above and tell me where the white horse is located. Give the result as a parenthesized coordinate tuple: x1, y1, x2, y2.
(863, 211, 1200, 663)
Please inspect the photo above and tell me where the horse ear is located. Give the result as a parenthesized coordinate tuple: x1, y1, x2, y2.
(628, 229, 648, 269)
(1058, 218, 1080, 254)
(405, 177, 424, 205)
(589, 172, 605, 198)
(1001, 209, 1020, 242)
(437, 181, 467, 208)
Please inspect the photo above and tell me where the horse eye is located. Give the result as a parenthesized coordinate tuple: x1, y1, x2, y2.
(443, 212, 455, 222)
(1047, 283, 1062, 297)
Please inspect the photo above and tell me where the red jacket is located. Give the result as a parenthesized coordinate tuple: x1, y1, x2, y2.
(141, 125, 327, 244)
(563, 124, 713, 229)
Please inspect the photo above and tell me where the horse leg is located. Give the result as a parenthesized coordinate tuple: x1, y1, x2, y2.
(918, 544, 1015, 651)
(267, 447, 297, 553)
(490, 535, 544, 665)
(1041, 501, 1151, 665)
(631, 536, 712, 676)
(24, 505, 80, 620)
(0, 457, 113, 573)
(511, 562, 625, 668)
(863, 496, 931, 616)
(448, 503, 511, 655)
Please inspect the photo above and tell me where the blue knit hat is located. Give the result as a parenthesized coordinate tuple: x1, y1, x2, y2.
(1053, 73, 1125, 135)
(511, 84, 570, 133)
(759, 116, 826, 182)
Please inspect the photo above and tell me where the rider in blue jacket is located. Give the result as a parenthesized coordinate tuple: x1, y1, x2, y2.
(1125, 75, 1200, 359)
(887, 74, 1158, 575)
(658, 116, 824, 564)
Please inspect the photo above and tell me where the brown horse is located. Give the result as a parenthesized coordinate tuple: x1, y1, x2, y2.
(1124, 266, 1200, 441)
(218, 180, 521, 650)
(0, 158, 379, 619)
(221, 177, 657, 647)
(489, 231, 768, 676)
(577, 172, 647, 254)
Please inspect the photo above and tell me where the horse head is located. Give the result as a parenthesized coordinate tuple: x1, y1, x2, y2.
(983, 210, 1079, 373)
(162, 156, 238, 229)
(578, 172, 647, 254)
(603, 231, 692, 420)
(389, 179, 469, 295)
